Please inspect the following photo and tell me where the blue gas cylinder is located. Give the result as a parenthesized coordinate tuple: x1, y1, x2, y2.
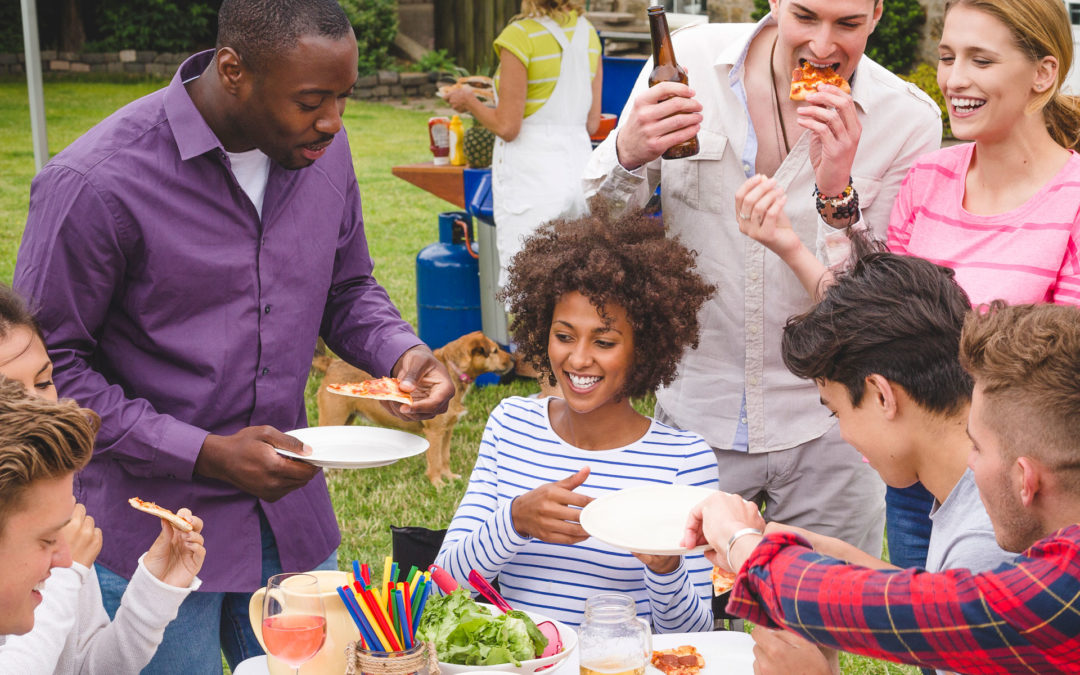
(416, 211, 482, 350)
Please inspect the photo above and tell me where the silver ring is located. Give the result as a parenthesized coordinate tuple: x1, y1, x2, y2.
(739, 212, 750, 219)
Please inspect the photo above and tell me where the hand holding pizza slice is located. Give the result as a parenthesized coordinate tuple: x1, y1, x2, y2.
(132, 499, 206, 589)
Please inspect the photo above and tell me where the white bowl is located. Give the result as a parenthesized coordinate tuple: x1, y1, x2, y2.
(435, 612, 577, 675)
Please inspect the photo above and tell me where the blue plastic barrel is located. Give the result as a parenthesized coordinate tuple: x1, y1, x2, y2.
(416, 212, 482, 351)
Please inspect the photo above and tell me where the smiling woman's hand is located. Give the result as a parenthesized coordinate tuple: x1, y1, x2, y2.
(511, 467, 595, 544)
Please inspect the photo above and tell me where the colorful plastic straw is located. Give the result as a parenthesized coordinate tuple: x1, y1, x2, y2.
(395, 589, 413, 649)
(338, 586, 377, 651)
(411, 580, 432, 635)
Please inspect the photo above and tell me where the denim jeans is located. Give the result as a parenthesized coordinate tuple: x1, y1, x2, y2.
(885, 482, 935, 569)
(97, 509, 337, 674)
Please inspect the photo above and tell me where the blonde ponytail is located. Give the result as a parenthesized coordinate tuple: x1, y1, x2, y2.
(1043, 93, 1080, 151)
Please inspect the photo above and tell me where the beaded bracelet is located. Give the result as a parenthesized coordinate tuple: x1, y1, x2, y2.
(814, 178, 860, 224)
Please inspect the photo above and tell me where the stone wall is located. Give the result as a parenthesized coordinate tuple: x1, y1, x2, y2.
(352, 70, 439, 101)
(0, 49, 185, 76)
(0, 49, 441, 101)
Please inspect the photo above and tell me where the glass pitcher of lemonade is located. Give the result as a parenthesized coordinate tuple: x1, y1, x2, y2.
(578, 593, 652, 675)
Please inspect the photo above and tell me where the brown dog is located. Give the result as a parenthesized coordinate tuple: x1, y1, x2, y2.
(313, 331, 514, 486)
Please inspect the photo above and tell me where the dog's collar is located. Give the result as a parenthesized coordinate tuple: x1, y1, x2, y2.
(448, 362, 473, 384)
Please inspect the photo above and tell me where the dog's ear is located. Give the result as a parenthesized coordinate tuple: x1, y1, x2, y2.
(311, 354, 333, 374)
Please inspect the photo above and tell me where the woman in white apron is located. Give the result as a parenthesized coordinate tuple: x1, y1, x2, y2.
(447, 0, 602, 289)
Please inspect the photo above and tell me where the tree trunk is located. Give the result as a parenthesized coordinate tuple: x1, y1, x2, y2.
(59, 0, 85, 53)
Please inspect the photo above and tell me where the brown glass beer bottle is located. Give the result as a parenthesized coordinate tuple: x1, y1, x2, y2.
(647, 5, 699, 159)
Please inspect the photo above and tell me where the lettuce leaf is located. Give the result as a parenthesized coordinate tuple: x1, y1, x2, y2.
(415, 588, 550, 666)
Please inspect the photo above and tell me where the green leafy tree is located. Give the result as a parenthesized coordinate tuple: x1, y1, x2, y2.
(338, 0, 398, 77)
(90, 0, 217, 52)
(751, 0, 926, 75)
(0, 3, 23, 53)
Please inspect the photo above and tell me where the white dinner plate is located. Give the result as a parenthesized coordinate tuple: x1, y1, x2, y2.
(274, 425, 428, 469)
(579, 485, 717, 555)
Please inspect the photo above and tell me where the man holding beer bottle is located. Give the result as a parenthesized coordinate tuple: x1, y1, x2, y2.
(583, 0, 941, 559)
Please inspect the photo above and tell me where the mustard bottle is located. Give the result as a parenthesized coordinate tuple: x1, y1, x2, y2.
(449, 115, 466, 166)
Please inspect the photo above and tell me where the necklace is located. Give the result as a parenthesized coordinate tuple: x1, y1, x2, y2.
(769, 36, 791, 158)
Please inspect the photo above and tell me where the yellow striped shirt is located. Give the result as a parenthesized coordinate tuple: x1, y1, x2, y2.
(493, 11, 601, 117)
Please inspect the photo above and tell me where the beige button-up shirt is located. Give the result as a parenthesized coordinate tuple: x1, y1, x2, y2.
(584, 18, 941, 453)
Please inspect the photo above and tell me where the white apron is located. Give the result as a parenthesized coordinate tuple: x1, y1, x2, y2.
(492, 15, 594, 288)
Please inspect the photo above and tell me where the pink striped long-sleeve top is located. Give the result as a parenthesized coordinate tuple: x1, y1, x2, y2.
(887, 143, 1080, 306)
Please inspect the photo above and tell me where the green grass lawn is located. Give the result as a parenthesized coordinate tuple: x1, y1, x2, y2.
(0, 76, 916, 674)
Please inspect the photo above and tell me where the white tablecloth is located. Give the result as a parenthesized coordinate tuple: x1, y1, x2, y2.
(233, 630, 756, 675)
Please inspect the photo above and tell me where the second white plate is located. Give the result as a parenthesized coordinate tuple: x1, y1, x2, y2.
(580, 485, 717, 555)
(275, 425, 428, 469)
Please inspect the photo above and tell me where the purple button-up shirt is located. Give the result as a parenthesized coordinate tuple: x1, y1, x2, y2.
(14, 51, 424, 592)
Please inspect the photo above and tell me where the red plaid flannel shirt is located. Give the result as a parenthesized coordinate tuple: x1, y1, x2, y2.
(728, 527, 1080, 674)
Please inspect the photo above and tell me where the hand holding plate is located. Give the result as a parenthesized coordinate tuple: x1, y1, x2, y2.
(681, 491, 764, 570)
(510, 466, 594, 544)
(195, 425, 319, 502)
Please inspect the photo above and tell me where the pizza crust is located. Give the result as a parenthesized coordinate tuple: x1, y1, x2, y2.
(128, 497, 194, 532)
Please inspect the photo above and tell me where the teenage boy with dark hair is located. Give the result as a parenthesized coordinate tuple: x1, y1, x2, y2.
(683, 301, 1080, 674)
(748, 251, 1013, 674)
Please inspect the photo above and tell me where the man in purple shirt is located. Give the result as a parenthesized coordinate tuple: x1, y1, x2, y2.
(13, 0, 454, 671)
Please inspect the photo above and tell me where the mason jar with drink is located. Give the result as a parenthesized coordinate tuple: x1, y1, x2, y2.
(578, 593, 652, 675)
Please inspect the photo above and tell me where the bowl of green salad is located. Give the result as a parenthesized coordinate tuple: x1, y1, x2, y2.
(415, 589, 577, 674)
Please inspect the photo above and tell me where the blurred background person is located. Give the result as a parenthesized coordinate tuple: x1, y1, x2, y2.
(447, 0, 602, 292)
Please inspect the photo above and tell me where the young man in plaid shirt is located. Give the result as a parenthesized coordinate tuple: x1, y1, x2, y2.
(683, 301, 1080, 674)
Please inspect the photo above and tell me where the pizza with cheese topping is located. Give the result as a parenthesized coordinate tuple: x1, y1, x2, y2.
(651, 645, 705, 675)
(326, 377, 413, 405)
(790, 63, 851, 101)
(128, 497, 194, 532)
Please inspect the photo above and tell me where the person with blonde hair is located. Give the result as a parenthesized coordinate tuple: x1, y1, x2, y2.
(447, 0, 602, 290)
(737, 0, 1080, 572)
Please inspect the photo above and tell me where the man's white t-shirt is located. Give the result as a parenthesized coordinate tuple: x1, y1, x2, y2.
(227, 148, 271, 217)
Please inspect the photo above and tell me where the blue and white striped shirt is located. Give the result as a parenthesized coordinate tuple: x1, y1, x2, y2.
(435, 396, 717, 632)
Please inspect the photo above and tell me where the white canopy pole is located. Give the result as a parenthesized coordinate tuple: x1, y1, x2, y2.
(20, 0, 48, 172)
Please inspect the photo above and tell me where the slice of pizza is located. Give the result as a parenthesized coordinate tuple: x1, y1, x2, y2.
(651, 645, 705, 675)
(789, 63, 851, 101)
(326, 377, 413, 405)
(128, 497, 195, 532)
(711, 566, 736, 596)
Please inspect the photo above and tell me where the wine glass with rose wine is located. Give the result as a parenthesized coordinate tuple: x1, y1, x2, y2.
(261, 573, 327, 674)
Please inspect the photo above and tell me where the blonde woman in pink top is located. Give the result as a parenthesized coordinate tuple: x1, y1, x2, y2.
(888, 0, 1080, 307)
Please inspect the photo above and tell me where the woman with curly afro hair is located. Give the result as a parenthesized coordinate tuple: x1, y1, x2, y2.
(433, 210, 720, 631)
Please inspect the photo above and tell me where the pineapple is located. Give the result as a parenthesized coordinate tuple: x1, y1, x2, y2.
(463, 118, 495, 169)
